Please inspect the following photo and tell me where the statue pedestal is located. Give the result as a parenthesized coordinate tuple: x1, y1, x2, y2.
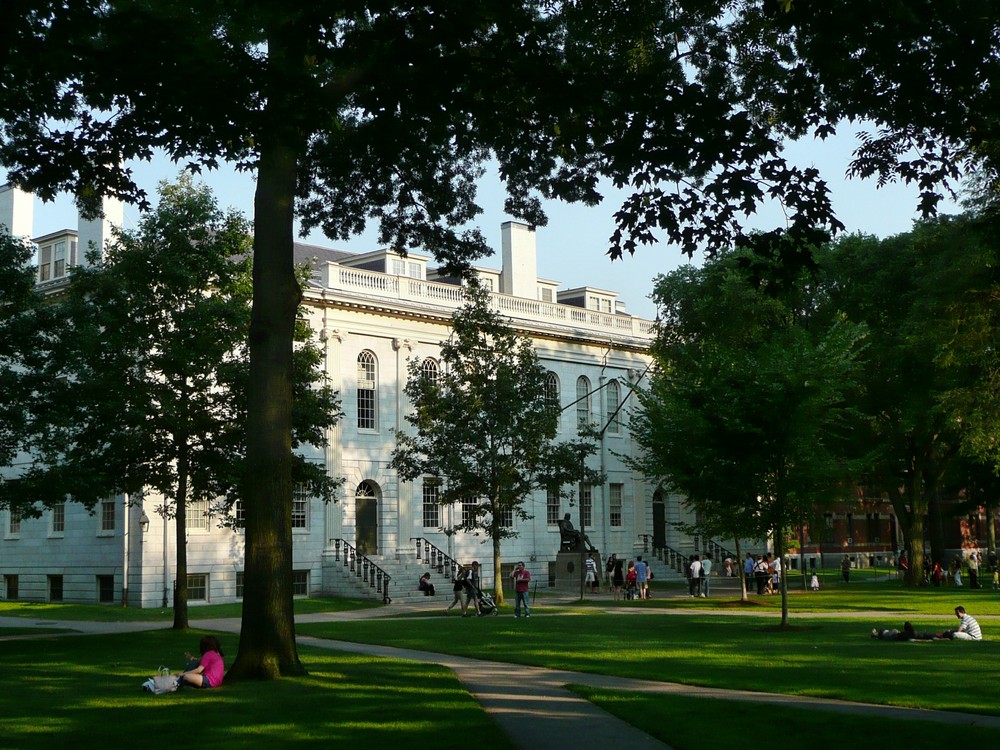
(553, 551, 602, 592)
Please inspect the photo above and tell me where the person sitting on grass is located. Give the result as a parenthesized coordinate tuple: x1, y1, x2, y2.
(180, 635, 224, 688)
(870, 622, 935, 641)
(947, 606, 982, 641)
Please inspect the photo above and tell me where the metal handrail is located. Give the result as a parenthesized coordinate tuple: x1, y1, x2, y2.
(330, 539, 392, 604)
(410, 537, 460, 582)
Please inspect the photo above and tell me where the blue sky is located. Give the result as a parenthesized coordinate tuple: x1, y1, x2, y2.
(27, 130, 961, 320)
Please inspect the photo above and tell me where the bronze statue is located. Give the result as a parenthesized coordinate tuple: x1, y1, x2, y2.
(558, 513, 596, 553)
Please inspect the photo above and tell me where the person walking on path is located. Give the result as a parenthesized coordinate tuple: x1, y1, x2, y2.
(612, 556, 625, 600)
(688, 555, 702, 597)
(754, 555, 769, 595)
(968, 552, 980, 589)
(701, 553, 713, 598)
(841, 555, 851, 583)
(448, 566, 470, 615)
(585, 552, 600, 593)
(511, 561, 531, 618)
(605, 554, 617, 594)
(744, 553, 755, 594)
(635, 556, 649, 600)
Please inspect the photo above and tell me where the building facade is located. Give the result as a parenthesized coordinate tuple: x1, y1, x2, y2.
(1, 185, 699, 606)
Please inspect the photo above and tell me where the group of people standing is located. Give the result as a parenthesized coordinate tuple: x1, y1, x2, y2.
(446, 561, 483, 617)
(597, 553, 653, 601)
(686, 554, 713, 597)
(924, 552, 993, 589)
(744, 553, 782, 595)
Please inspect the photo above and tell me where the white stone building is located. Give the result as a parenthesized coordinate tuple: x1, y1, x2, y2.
(1, 184, 699, 607)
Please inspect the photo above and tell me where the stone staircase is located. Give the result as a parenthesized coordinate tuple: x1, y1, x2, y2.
(321, 546, 460, 604)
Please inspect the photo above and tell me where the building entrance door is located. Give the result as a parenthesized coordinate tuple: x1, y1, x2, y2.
(356, 481, 379, 556)
(652, 491, 666, 550)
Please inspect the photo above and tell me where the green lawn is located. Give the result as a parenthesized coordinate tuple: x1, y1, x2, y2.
(571, 688, 1000, 748)
(586, 577, 1000, 616)
(0, 596, 379, 622)
(296, 611, 1000, 715)
(0, 629, 513, 750)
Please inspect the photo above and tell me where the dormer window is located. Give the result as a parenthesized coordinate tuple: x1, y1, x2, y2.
(37, 235, 77, 282)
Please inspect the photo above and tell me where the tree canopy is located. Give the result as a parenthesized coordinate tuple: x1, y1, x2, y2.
(633, 246, 866, 620)
(0, 176, 341, 626)
(2, 0, 996, 673)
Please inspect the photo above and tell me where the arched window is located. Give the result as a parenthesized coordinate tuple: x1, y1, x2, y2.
(421, 357, 440, 383)
(576, 376, 591, 431)
(357, 351, 378, 429)
(606, 379, 621, 434)
(544, 371, 560, 405)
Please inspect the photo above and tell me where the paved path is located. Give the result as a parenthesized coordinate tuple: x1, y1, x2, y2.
(4, 600, 1000, 750)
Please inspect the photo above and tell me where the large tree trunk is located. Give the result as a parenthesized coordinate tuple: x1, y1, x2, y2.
(492, 532, 505, 605)
(228, 120, 305, 679)
(172, 438, 190, 630)
(926, 482, 946, 566)
(733, 535, 747, 601)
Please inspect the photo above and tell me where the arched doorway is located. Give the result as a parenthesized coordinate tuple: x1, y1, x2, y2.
(355, 481, 379, 556)
(652, 490, 666, 550)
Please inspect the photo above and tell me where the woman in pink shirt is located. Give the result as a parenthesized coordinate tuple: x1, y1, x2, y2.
(180, 635, 225, 688)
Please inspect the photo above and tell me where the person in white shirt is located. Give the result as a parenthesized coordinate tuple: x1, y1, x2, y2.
(688, 555, 702, 597)
(951, 606, 983, 641)
(700, 554, 713, 597)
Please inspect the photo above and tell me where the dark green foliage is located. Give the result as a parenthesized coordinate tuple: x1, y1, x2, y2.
(1, 177, 342, 625)
(817, 213, 999, 579)
(0, 231, 41, 474)
(632, 246, 867, 619)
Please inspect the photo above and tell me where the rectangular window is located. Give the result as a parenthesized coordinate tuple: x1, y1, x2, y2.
(390, 258, 406, 276)
(53, 241, 67, 277)
(97, 575, 114, 604)
(866, 513, 879, 542)
(292, 486, 309, 530)
(235, 572, 245, 599)
(580, 484, 593, 528)
(539, 287, 553, 303)
(48, 575, 63, 602)
(8, 506, 21, 535)
(51, 502, 65, 534)
(407, 262, 422, 279)
(187, 573, 208, 601)
(100, 499, 116, 532)
(422, 482, 440, 529)
(546, 488, 560, 526)
(609, 483, 623, 527)
(39, 244, 52, 281)
(461, 499, 477, 527)
(357, 352, 377, 430)
(187, 499, 209, 531)
(4, 575, 18, 600)
(234, 500, 245, 528)
(292, 570, 309, 596)
(357, 388, 376, 429)
(498, 507, 513, 529)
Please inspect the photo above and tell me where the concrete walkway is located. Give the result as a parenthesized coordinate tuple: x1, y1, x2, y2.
(4, 601, 1000, 750)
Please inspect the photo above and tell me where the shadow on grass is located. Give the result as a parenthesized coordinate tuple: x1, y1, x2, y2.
(298, 613, 1000, 715)
(0, 629, 514, 750)
(569, 688, 1000, 749)
(0, 597, 381, 623)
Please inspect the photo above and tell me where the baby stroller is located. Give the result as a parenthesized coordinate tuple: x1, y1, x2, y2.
(623, 580, 637, 600)
(473, 585, 500, 616)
